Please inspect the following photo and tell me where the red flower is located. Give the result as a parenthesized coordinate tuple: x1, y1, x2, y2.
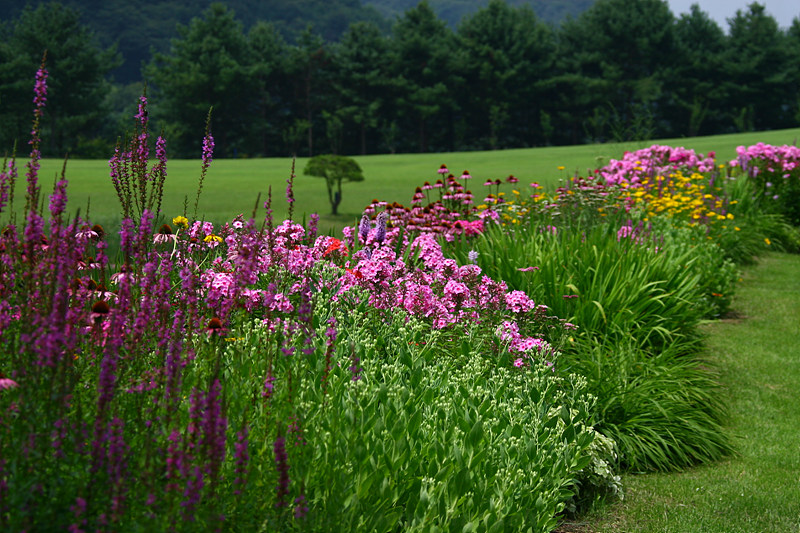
(322, 238, 348, 258)
(345, 268, 363, 279)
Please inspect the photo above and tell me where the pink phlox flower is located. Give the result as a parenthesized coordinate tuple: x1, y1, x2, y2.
(510, 336, 550, 354)
(496, 320, 520, 342)
(505, 290, 535, 313)
(0, 378, 19, 390)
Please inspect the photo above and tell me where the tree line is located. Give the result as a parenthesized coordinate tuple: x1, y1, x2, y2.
(1, 0, 799, 159)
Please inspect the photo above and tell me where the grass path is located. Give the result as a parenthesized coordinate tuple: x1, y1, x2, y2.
(567, 252, 800, 533)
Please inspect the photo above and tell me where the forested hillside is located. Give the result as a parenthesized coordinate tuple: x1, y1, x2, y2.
(364, 0, 594, 26)
(1, 0, 799, 159)
(0, 0, 389, 82)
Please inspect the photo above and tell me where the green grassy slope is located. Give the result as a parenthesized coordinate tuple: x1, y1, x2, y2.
(8, 128, 800, 233)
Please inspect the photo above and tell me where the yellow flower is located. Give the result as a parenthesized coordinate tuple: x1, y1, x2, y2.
(204, 234, 223, 243)
(734, 227, 740, 231)
(765, 238, 771, 246)
(172, 216, 189, 229)
(557, 166, 565, 171)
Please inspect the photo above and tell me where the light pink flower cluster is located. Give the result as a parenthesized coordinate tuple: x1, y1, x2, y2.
(730, 142, 800, 176)
(596, 145, 716, 186)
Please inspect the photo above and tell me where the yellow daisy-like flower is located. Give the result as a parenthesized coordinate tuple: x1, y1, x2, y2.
(204, 234, 223, 243)
(557, 166, 565, 171)
(764, 238, 771, 246)
(173, 216, 189, 229)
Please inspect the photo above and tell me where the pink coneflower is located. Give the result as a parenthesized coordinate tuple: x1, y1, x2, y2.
(422, 181, 433, 191)
(78, 255, 101, 270)
(91, 300, 110, 324)
(460, 170, 472, 180)
(153, 224, 176, 245)
(110, 265, 133, 285)
(483, 179, 494, 187)
(506, 174, 519, 184)
(75, 225, 99, 241)
(206, 317, 224, 335)
(437, 164, 449, 175)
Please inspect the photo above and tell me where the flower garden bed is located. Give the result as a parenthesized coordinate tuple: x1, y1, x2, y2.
(2, 66, 799, 532)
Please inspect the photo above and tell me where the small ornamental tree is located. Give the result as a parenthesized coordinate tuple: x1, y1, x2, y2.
(303, 154, 364, 215)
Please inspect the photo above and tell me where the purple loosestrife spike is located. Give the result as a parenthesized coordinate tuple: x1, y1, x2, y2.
(286, 158, 296, 221)
(233, 424, 250, 495)
(135, 95, 148, 129)
(194, 110, 214, 220)
(182, 465, 204, 521)
(274, 433, 290, 508)
(25, 58, 48, 213)
(294, 494, 309, 519)
(203, 378, 227, 483)
(307, 213, 319, 244)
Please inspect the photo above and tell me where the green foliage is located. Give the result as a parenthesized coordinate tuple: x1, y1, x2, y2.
(457, 0, 555, 148)
(303, 154, 364, 215)
(443, 205, 745, 472)
(716, 176, 800, 261)
(560, 336, 732, 472)
(240, 302, 605, 531)
(450, 220, 732, 348)
(363, 0, 594, 28)
(145, 4, 253, 158)
(0, 2, 119, 156)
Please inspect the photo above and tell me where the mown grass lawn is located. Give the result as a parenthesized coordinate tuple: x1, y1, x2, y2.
(16, 127, 800, 235)
(565, 252, 800, 533)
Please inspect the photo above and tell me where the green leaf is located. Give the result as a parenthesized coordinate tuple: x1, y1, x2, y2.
(468, 419, 484, 448)
(487, 517, 505, 533)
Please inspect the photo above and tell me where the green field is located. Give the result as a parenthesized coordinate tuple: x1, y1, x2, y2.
(8, 127, 800, 234)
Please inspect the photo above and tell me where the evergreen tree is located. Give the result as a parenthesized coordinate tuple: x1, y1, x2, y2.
(670, 4, 729, 136)
(0, 2, 119, 156)
(333, 21, 395, 155)
(246, 21, 291, 156)
(556, 0, 677, 142)
(145, 3, 254, 157)
(457, 0, 555, 149)
(390, 0, 460, 153)
(724, 3, 792, 131)
(284, 27, 338, 157)
(787, 17, 800, 126)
